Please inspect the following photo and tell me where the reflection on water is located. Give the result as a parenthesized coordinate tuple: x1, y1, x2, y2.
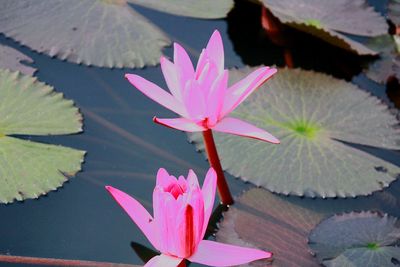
(0, 0, 399, 266)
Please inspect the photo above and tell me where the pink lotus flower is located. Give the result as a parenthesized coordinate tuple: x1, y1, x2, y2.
(106, 168, 272, 266)
(125, 30, 279, 144)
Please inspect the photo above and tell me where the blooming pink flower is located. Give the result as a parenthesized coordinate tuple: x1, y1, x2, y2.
(106, 168, 272, 266)
(125, 30, 279, 144)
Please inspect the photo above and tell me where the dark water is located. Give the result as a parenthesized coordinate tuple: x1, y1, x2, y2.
(0, 0, 399, 266)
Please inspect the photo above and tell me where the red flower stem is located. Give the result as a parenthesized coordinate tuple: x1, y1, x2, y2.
(0, 254, 138, 267)
(178, 261, 186, 267)
(202, 129, 234, 205)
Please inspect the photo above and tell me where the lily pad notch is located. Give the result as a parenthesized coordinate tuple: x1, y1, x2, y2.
(0, 69, 85, 204)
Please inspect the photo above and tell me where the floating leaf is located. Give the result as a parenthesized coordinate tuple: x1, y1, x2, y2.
(0, 44, 36, 75)
(128, 0, 234, 19)
(217, 188, 400, 266)
(389, 0, 400, 26)
(217, 188, 322, 266)
(0, 69, 85, 203)
(260, 0, 388, 55)
(364, 35, 400, 83)
(308, 211, 400, 267)
(0, 0, 171, 68)
(189, 68, 400, 198)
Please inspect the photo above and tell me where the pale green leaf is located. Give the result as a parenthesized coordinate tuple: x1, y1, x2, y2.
(309, 211, 400, 267)
(128, 0, 233, 19)
(0, 69, 85, 203)
(0, 69, 82, 135)
(189, 68, 400, 198)
(0, 0, 171, 68)
(0, 136, 85, 204)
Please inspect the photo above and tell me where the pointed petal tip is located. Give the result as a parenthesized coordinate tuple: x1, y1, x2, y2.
(211, 29, 222, 39)
(105, 185, 115, 193)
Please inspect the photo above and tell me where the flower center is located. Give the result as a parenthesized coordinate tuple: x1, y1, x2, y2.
(166, 183, 185, 199)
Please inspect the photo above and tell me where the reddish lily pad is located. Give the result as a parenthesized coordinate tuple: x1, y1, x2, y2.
(217, 188, 400, 266)
(0, 44, 36, 75)
(217, 188, 322, 266)
(308, 211, 400, 267)
(389, 0, 400, 26)
(0, 0, 170, 68)
(189, 67, 400, 198)
(260, 0, 388, 55)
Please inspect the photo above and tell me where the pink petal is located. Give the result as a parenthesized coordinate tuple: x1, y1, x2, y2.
(125, 74, 186, 117)
(189, 240, 272, 266)
(186, 187, 205, 246)
(156, 168, 176, 189)
(212, 117, 280, 144)
(221, 67, 277, 117)
(195, 49, 208, 78)
(174, 43, 195, 89)
(206, 70, 228, 125)
(144, 254, 183, 267)
(200, 168, 217, 238)
(182, 80, 206, 120)
(153, 188, 179, 255)
(196, 61, 219, 96)
(186, 169, 200, 189)
(153, 117, 206, 132)
(160, 57, 183, 101)
(205, 30, 224, 73)
(105, 186, 159, 249)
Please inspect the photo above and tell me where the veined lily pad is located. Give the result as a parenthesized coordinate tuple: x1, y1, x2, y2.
(189, 67, 400, 198)
(217, 188, 323, 266)
(217, 188, 400, 266)
(0, 0, 171, 68)
(128, 0, 233, 19)
(260, 0, 388, 55)
(0, 44, 36, 76)
(0, 69, 85, 203)
(308, 211, 400, 267)
(364, 35, 400, 83)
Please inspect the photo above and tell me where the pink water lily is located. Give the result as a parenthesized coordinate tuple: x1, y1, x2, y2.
(125, 30, 279, 144)
(106, 168, 272, 266)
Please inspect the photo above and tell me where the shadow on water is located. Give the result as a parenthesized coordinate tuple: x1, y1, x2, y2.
(0, 0, 399, 266)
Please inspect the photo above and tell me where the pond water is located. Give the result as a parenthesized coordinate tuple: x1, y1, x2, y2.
(0, 0, 399, 266)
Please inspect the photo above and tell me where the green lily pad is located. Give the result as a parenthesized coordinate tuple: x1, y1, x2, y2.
(308, 211, 400, 267)
(0, 69, 85, 203)
(0, 0, 170, 68)
(128, 0, 233, 19)
(260, 0, 388, 55)
(0, 44, 36, 76)
(364, 35, 400, 83)
(189, 67, 400, 198)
